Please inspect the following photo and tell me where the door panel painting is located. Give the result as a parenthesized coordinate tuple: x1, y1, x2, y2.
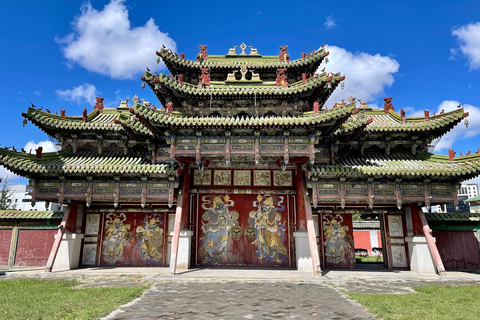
(196, 193, 291, 267)
(101, 212, 167, 266)
(322, 214, 355, 268)
(385, 214, 408, 268)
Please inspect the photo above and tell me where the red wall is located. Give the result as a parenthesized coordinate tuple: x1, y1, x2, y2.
(14, 230, 56, 267)
(0, 229, 12, 265)
(433, 230, 480, 270)
(353, 231, 372, 252)
(353, 230, 382, 254)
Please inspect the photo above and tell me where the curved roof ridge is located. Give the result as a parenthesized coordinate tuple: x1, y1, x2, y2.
(157, 46, 329, 74)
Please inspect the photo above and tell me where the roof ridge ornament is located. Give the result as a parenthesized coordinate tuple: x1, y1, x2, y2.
(225, 43, 262, 57)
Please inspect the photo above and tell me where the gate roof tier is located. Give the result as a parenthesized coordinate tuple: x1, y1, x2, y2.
(308, 151, 480, 181)
(0, 149, 178, 179)
(132, 101, 357, 132)
(158, 47, 329, 79)
(0, 210, 64, 220)
(335, 107, 468, 141)
(142, 71, 343, 108)
(23, 107, 154, 139)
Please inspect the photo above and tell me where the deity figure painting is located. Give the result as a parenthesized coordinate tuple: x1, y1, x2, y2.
(323, 214, 354, 266)
(103, 213, 132, 264)
(248, 194, 287, 264)
(136, 213, 164, 264)
(199, 194, 239, 264)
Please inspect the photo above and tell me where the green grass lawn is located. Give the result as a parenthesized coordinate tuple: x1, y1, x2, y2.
(348, 286, 480, 320)
(355, 255, 383, 263)
(0, 279, 148, 319)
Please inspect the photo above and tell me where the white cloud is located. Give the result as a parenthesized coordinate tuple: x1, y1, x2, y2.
(56, 83, 97, 105)
(56, 0, 176, 79)
(324, 16, 337, 30)
(319, 46, 400, 107)
(451, 22, 480, 70)
(34, 90, 41, 96)
(0, 166, 20, 182)
(432, 100, 480, 152)
(23, 140, 59, 154)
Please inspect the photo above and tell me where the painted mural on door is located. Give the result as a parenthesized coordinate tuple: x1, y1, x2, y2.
(248, 194, 288, 264)
(322, 214, 355, 268)
(100, 212, 167, 266)
(198, 194, 240, 264)
(197, 193, 291, 267)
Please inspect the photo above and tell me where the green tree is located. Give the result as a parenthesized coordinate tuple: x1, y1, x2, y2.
(0, 176, 14, 210)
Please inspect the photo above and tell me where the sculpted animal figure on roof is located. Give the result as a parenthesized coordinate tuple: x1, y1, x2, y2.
(383, 97, 394, 113)
(198, 68, 211, 87)
(165, 102, 173, 114)
(275, 68, 288, 87)
(94, 97, 104, 113)
(279, 46, 289, 63)
(197, 45, 208, 62)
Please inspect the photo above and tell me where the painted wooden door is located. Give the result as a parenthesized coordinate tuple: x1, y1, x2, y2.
(196, 193, 292, 267)
(433, 230, 480, 269)
(321, 213, 355, 268)
(384, 214, 408, 268)
(100, 212, 168, 266)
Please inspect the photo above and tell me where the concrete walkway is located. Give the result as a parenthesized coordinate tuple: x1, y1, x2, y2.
(2, 267, 480, 319)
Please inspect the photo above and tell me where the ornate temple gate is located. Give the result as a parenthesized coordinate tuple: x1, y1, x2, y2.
(95, 212, 168, 266)
(194, 193, 294, 267)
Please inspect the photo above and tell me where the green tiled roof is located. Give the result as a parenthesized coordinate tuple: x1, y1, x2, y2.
(0, 149, 176, 178)
(365, 109, 467, 133)
(158, 47, 329, 72)
(117, 113, 154, 136)
(425, 212, 480, 221)
(24, 107, 124, 136)
(143, 71, 343, 99)
(0, 210, 64, 220)
(133, 102, 357, 128)
(464, 194, 480, 203)
(308, 151, 480, 180)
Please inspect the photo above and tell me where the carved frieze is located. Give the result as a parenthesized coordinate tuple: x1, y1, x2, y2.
(194, 170, 212, 185)
(234, 170, 251, 186)
(253, 170, 271, 186)
(273, 171, 292, 186)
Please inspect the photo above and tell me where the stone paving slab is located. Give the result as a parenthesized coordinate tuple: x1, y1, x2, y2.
(2, 267, 480, 319)
(102, 281, 376, 320)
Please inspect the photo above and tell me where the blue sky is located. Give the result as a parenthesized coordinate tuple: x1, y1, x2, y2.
(1, 0, 480, 184)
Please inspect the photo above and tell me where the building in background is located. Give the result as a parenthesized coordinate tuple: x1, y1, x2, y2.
(429, 183, 479, 213)
(8, 184, 61, 211)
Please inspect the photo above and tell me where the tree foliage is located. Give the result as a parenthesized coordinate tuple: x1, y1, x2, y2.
(0, 176, 14, 210)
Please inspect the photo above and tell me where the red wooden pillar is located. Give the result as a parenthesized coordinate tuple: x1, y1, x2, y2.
(170, 163, 190, 274)
(295, 167, 307, 231)
(45, 205, 74, 272)
(296, 164, 321, 275)
(417, 209, 447, 276)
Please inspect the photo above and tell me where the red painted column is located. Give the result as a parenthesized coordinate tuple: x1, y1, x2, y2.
(295, 165, 307, 231)
(44, 205, 74, 272)
(297, 164, 321, 275)
(180, 163, 190, 230)
(170, 163, 190, 274)
(417, 208, 447, 276)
